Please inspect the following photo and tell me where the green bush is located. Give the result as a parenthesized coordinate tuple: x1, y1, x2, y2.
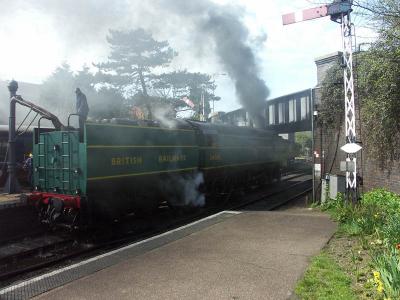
(354, 204, 384, 235)
(322, 189, 400, 240)
(361, 189, 400, 215)
(320, 188, 400, 298)
(381, 214, 400, 247)
(321, 193, 356, 223)
(373, 247, 400, 299)
(358, 189, 400, 242)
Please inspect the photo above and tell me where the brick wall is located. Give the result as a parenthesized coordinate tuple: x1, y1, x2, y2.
(314, 52, 400, 195)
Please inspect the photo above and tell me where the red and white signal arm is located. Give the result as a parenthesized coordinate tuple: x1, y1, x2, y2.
(282, 6, 328, 25)
(313, 151, 320, 158)
(181, 96, 195, 109)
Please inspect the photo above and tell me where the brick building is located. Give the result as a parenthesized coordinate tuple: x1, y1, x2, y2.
(314, 52, 400, 196)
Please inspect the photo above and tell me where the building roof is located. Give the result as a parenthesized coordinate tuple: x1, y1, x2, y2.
(314, 51, 342, 66)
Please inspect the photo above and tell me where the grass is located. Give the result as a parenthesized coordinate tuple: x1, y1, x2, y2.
(296, 188, 400, 299)
(296, 251, 356, 300)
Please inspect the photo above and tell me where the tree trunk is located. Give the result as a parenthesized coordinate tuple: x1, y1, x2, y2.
(138, 67, 152, 119)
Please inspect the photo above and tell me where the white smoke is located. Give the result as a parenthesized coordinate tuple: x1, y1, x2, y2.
(152, 104, 177, 129)
(161, 172, 205, 207)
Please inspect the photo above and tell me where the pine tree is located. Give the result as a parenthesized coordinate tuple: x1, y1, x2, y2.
(95, 29, 176, 119)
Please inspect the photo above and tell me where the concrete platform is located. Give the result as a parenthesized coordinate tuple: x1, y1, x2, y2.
(11, 209, 336, 300)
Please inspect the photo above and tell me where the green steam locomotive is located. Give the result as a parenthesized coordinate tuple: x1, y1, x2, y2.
(28, 119, 293, 227)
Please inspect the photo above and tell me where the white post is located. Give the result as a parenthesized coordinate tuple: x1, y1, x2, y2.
(311, 88, 315, 202)
(341, 12, 357, 197)
(201, 91, 205, 121)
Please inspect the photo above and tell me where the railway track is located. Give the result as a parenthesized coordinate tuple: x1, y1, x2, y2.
(0, 172, 311, 287)
(235, 177, 312, 211)
(0, 206, 44, 246)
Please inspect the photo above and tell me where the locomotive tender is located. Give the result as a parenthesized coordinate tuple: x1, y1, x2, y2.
(28, 119, 292, 226)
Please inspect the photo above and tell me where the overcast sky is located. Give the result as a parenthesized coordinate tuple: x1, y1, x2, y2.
(0, 0, 376, 112)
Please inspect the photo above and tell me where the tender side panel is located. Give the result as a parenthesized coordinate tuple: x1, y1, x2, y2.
(85, 123, 199, 182)
(200, 133, 276, 170)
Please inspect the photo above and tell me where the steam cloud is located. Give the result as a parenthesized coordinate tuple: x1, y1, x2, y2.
(1, 0, 269, 127)
(161, 172, 205, 207)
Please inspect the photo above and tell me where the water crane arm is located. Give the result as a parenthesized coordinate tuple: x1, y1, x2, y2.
(11, 95, 64, 130)
(5, 80, 65, 194)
